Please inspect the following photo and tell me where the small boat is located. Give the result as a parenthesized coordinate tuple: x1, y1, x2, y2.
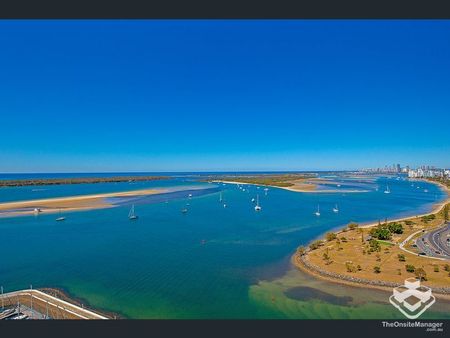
(188, 193, 192, 198)
(223, 203, 227, 208)
(384, 185, 390, 194)
(315, 205, 320, 216)
(56, 209, 66, 221)
(11, 314, 28, 320)
(128, 204, 138, 220)
(33, 208, 41, 214)
(337, 184, 341, 187)
(332, 204, 339, 213)
(424, 189, 428, 193)
(254, 194, 262, 211)
(181, 208, 188, 214)
(251, 198, 255, 203)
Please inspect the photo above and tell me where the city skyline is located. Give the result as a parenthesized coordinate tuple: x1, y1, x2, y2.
(1, 20, 449, 172)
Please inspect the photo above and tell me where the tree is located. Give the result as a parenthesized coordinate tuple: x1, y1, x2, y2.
(325, 232, 337, 241)
(323, 249, 332, 265)
(309, 240, 322, 250)
(397, 254, 406, 262)
(373, 266, 381, 274)
(444, 204, 449, 222)
(388, 222, 404, 234)
(415, 268, 427, 281)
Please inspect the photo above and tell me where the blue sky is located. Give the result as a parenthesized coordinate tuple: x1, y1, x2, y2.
(0, 20, 449, 172)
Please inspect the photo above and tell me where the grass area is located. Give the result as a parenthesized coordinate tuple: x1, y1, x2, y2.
(302, 203, 450, 288)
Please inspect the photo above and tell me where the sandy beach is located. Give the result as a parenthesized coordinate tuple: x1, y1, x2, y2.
(0, 188, 168, 217)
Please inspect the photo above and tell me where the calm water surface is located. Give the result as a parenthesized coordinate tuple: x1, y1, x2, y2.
(0, 173, 448, 318)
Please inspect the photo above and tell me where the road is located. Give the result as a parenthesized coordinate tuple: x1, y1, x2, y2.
(415, 222, 450, 260)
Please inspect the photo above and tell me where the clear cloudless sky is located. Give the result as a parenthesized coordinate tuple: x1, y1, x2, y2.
(0, 20, 449, 172)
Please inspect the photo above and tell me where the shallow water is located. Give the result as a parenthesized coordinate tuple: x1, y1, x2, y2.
(0, 173, 448, 318)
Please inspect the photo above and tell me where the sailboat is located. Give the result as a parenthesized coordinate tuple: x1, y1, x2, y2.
(128, 204, 138, 220)
(315, 205, 320, 216)
(254, 194, 262, 211)
(55, 209, 66, 221)
(332, 204, 339, 213)
(219, 192, 223, 202)
(384, 185, 390, 194)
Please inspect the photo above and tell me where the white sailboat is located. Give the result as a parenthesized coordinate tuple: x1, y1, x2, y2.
(332, 204, 339, 213)
(128, 204, 138, 220)
(219, 192, 223, 202)
(55, 209, 66, 221)
(384, 185, 390, 194)
(254, 194, 262, 211)
(315, 204, 320, 216)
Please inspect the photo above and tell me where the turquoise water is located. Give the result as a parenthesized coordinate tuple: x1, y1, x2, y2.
(0, 174, 448, 318)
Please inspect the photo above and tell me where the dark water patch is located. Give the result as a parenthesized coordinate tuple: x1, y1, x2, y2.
(284, 286, 353, 306)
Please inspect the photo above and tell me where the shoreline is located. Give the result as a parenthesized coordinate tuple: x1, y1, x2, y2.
(359, 179, 450, 229)
(292, 178, 450, 296)
(0, 188, 168, 217)
(215, 179, 367, 193)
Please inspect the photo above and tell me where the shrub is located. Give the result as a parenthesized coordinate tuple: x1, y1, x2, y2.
(421, 214, 436, 223)
(340, 236, 347, 243)
(405, 264, 415, 273)
(444, 264, 450, 272)
(357, 265, 362, 271)
(297, 246, 306, 256)
(434, 265, 439, 272)
(325, 232, 337, 241)
(373, 266, 381, 274)
(404, 220, 414, 226)
(347, 223, 359, 230)
(397, 254, 406, 262)
(345, 261, 357, 273)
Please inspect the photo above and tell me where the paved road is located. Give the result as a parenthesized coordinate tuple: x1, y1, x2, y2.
(416, 222, 450, 259)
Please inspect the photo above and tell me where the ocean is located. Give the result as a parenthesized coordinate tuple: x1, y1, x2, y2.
(0, 172, 448, 319)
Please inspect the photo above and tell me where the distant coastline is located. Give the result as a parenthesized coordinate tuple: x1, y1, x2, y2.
(0, 175, 167, 187)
